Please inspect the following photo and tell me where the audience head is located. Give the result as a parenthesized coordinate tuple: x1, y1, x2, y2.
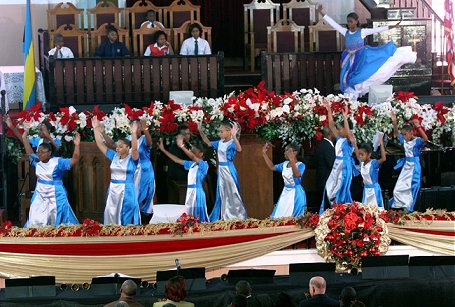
(191, 142, 208, 159)
(177, 124, 191, 142)
(358, 143, 373, 162)
(107, 25, 119, 43)
(146, 9, 156, 22)
(165, 276, 187, 302)
(230, 294, 248, 307)
(308, 276, 327, 297)
(37, 142, 54, 162)
(339, 286, 357, 307)
(53, 33, 65, 48)
(119, 280, 137, 299)
(189, 23, 203, 39)
(336, 119, 353, 138)
(284, 143, 301, 160)
(401, 124, 414, 141)
(117, 138, 132, 157)
(322, 125, 335, 142)
(154, 30, 168, 46)
(346, 12, 360, 30)
(235, 280, 252, 297)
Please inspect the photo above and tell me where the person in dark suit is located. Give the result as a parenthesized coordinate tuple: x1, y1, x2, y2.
(315, 126, 336, 211)
(95, 26, 129, 57)
(299, 276, 338, 307)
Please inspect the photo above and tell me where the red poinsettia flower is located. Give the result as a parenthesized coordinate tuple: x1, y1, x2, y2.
(124, 104, 144, 119)
(395, 91, 416, 102)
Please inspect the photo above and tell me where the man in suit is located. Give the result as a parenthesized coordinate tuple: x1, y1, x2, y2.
(95, 26, 129, 57)
(315, 126, 336, 211)
(299, 276, 338, 307)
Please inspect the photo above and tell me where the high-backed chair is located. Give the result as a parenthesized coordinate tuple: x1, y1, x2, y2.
(47, 2, 84, 31)
(163, 0, 201, 29)
(283, 0, 318, 26)
(49, 24, 88, 57)
(172, 20, 211, 54)
(133, 24, 171, 56)
(90, 23, 130, 56)
(126, 0, 164, 30)
(244, 0, 280, 71)
(267, 19, 305, 53)
(87, 0, 124, 30)
(308, 19, 344, 52)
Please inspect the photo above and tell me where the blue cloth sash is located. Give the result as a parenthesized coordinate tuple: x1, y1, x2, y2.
(364, 183, 379, 189)
(284, 185, 297, 189)
(37, 179, 63, 185)
(394, 157, 419, 170)
(187, 184, 202, 188)
(111, 179, 127, 184)
(218, 161, 230, 166)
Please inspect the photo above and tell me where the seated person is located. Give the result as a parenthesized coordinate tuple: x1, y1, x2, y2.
(144, 30, 173, 56)
(48, 34, 74, 58)
(180, 23, 211, 55)
(95, 26, 129, 57)
(140, 9, 165, 29)
(104, 280, 144, 307)
(153, 276, 194, 307)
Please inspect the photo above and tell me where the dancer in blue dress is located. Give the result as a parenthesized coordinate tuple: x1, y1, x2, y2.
(262, 142, 307, 218)
(389, 112, 428, 211)
(22, 130, 79, 227)
(319, 104, 358, 214)
(351, 133, 387, 207)
(99, 119, 155, 218)
(316, 5, 416, 100)
(158, 137, 210, 222)
(92, 117, 141, 225)
(198, 121, 247, 221)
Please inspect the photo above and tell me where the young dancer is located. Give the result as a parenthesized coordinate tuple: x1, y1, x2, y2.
(158, 136, 209, 222)
(262, 142, 307, 218)
(22, 130, 79, 227)
(316, 5, 416, 100)
(389, 112, 428, 211)
(198, 121, 247, 221)
(92, 117, 140, 225)
(350, 132, 387, 207)
(144, 30, 173, 56)
(319, 104, 358, 214)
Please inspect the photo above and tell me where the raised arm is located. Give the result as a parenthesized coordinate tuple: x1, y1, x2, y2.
(91, 117, 108, 156)
(377, 134, 387, 165)
(130, 121, 139, 161)
(348, 131, 360, 160)
(70, 132, 81, 168)
(391, 112, 399, 138)
(342, 106, 351, 136)
(287, 149, 302, 178)
(197, 122, 212, 147)
(316, 5, 347, 36)
(262, 143, 275, 171)
(324, 101, 338, 138)
(141, 119, 152, 146)
(176, 135, 201, 164)
(41, 124, 60, 153)
(412, 118, 429, 142)
(4, 115, 23, 142)
(98, 121, 116, 150)
(231, 123, 242, 152)
(21, 129, 34, 155)
(158, 138, 183, 165)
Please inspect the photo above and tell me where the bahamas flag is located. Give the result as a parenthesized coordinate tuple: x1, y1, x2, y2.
(23, 0, 36, 110)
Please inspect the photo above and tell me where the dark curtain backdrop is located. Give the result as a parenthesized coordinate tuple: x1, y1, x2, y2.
(126, 0, 294, 57)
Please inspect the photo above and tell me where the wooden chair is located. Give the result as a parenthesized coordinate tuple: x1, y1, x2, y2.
(126, 0, 164, 30)
(47, 2, 84, 31)
(244, 0, 280, 71)
(267, 19, 305, 53)
(172, 20, 211, 54)
(163, 0, 201, 29)
(283, 0, 318, 26)
(89, 23, 130, 56)
(308, 19, 344, 52)
(133, 24, 171, 56)
(87, 0, 124, 30)
(50, 24, 88, 57)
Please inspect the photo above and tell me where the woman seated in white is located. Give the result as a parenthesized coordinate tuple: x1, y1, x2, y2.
(48, 34, 74, 59)
(179, 23, 211, 56)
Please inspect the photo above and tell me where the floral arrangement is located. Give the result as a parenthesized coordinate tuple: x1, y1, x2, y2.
(5, 83, 454, 162)
(313, 203, 391, 271)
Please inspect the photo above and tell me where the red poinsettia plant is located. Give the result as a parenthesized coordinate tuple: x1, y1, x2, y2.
(174, 213, 199, 236)
(315, 202, 390, 271)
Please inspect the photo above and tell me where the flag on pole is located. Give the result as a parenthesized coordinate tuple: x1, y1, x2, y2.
(445, 0, 455, 86)
(23, 0, 36, 110)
